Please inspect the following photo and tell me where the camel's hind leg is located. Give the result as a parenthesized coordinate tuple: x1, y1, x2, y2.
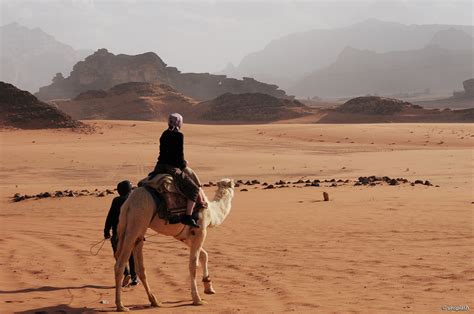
(133, 238, 161, 307)
(199, 248, 216, 294)
(115, 236, 135, 312)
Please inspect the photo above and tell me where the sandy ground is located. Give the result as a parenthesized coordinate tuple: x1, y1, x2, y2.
(0, 121, 472, 313)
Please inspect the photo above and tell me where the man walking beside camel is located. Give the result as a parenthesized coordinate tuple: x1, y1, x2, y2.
(104, 180, 138, 287)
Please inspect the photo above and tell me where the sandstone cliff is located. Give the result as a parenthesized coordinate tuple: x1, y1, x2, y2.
(36, 49, 289, 101)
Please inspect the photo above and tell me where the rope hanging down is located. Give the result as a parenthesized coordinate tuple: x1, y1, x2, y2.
(89, 232, 164, 256)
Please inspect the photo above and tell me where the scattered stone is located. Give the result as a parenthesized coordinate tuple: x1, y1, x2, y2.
(13, 194, 25, 202)
(323, 192, 329, 201)
(424, 180, 432, 186)
(67, 191, 76, 197)
(262, 182, 268, 186)
(106, 189, 114, 194)
(244, 180, 252, 185)
(203, 183, 210, 187)
(311, 181, 320, 187)
(414, 180, 424, 184)
(252, 179, 260, 184)
(97, 191, 106, 197)
(37, 192, 52, 198)
(240, 189, 248, 192)
(330, 183, 337, 187)
(264, 184, 275, 189)
(234, 183, 240, 187)
(305, 180, 311, 183)
(275, 180, 286, 185)
(389, 179, 398, 186)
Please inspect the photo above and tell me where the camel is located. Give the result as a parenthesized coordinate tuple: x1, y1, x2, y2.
(113, 178, 235, 312)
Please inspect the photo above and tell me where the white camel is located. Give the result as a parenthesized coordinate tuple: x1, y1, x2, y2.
(113, 178, 235, 312)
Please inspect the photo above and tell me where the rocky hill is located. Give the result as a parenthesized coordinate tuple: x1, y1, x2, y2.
(336, 96, 420, 115)
(36, 49, 289, 102)
(0, 82, 81, 129)
(281, 96, 474, 123)
(0, 23, 92, 93)
(196, 93, 311, 122)
(52, 82, 198, 121)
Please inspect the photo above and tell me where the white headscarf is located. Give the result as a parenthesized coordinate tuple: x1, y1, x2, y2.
(168, 113, 183, 131)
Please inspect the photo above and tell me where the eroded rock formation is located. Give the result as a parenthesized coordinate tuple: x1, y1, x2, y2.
(36, 49, 289, 101)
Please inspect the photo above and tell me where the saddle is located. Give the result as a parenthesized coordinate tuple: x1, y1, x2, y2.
(138, 174, 199, 224)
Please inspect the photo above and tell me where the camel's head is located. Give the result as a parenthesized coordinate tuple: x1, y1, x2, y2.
(216, 178, 235, 198)
(217, 178, 235, 190)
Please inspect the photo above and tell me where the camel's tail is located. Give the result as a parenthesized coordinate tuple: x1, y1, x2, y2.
(115, 197, 131, 260)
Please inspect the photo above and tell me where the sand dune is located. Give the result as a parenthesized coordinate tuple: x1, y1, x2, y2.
(0, 121, 472, 312)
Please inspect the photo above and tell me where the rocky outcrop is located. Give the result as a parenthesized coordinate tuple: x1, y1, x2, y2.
(462, 79, 474, 97)
(52, 82, 197, 121)
(36, 49, 289, 101)
(0, 82, 81, 129)
(196, 93, 310, 122)
(336, 96, 420, 115)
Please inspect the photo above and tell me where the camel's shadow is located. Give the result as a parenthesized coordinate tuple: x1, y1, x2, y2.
(13, 300, 197, 314)
(14, 304, 94, 314)
(0, 284, 113, 294)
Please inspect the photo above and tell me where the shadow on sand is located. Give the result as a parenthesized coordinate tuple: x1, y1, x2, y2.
(0, 285, 113, 294)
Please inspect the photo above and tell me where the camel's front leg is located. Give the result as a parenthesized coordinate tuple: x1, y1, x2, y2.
(200, 248, 215, 294)
(134, 238, 161, 308)
(189, 229, 207, 305)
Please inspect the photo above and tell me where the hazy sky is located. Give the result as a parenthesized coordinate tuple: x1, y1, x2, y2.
(1, 0, 473, 73)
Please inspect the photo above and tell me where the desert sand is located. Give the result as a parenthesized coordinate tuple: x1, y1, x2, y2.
(0, 121, 472, 313)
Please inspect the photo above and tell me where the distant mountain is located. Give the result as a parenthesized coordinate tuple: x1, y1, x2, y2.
(0, 82, 81, 129)
(428, 28, 474, 50)
(223, 19, 474, 90)
(0, 23, 92, 93)
(36, 48, 290, 101)
(289, 31, 474, 98)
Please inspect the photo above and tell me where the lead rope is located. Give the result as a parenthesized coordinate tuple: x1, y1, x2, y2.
(89, 231, 177, 256)
(90, 238, 108, 256)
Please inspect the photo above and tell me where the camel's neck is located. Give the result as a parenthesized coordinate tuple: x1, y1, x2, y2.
(207, 188, 234, 227)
